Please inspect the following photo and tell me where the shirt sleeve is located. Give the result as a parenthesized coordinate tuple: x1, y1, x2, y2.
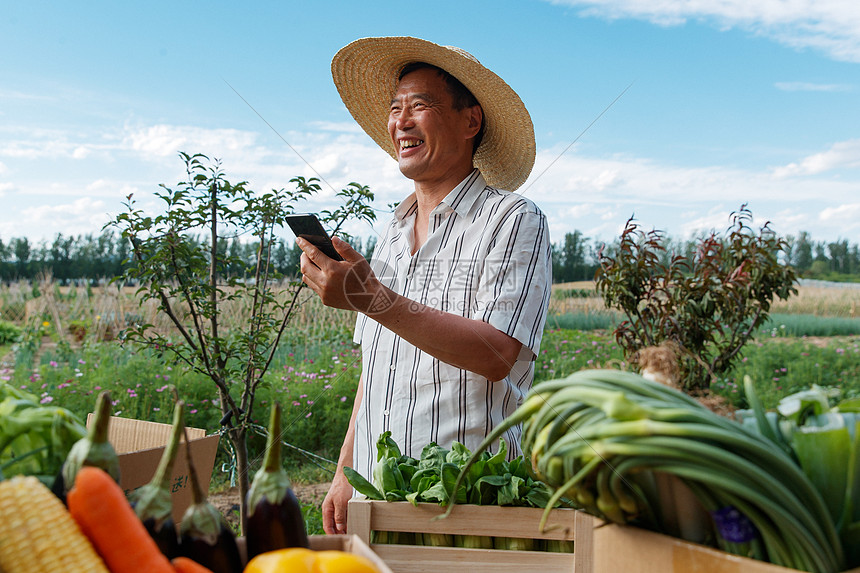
(474, 204, 552, 359)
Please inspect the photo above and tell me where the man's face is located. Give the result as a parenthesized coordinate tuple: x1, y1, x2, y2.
(388, 68, 481, 187)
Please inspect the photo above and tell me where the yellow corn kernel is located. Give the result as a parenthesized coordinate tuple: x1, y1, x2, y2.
(0, 475, 109, 573)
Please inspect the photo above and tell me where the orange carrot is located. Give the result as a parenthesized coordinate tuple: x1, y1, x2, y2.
(172, 556, 216, 573)
(68, 466, 176, 573)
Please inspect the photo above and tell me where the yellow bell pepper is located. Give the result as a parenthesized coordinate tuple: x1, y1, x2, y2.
(244, 547, 382, 573)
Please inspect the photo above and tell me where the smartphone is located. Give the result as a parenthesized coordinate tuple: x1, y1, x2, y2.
(285, 213, 343, 261)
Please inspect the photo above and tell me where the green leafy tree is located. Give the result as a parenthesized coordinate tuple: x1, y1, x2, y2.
(793, 231, 814, 272)
(107, 152, 375, 530)
(12, 237, 31, 278)
(828, 239, 850, 274)
(595, 205, 797, 393)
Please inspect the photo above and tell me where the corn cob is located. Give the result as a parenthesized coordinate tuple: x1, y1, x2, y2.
(0, 475, 109, 572)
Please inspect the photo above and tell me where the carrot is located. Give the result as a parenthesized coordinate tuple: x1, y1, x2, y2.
(172, 556, 216, 573)
(67, 466, 176, 573)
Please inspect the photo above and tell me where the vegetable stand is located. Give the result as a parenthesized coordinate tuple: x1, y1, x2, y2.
(347, 498, 591, 573)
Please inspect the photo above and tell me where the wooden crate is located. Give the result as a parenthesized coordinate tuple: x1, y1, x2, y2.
(586, 519, 860, 573)
(347, 498, 592, 573)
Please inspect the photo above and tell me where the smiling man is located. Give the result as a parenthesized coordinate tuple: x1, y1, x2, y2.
(296, 37, 552, 535)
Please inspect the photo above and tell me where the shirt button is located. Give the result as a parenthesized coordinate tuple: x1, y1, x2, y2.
(383, 410, 390, 416)
(389, 363, 396, 371)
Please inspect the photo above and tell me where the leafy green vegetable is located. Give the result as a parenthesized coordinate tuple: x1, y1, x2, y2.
(0, 382, 86, 484)
(739, 382, 860, 570)
(376, 431, 401, 461)
(343, 466, 382, 500)
(344, 433, 570, 551)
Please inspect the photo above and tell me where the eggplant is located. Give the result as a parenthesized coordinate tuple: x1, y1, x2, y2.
(178, 426, 242, 573)
(244, 402, 309, 561)
(128, 400, 185, 558)
(52, 390, 119, 502)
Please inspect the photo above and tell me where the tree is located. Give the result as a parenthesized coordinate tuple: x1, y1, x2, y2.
(108, 152, 375, 531)
(561, 231, 587, 282)
(595, 205, 797, 393)
(11, 238, 31, 278)
(49, 234, 75, 282)
(361, 235, 378, 260)
(828, 239, 849, 274)
(551, 231, 597, 282)
(793, 231, 814, 272)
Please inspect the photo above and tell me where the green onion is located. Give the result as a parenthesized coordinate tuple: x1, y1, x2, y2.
(447, 369, 846, 573)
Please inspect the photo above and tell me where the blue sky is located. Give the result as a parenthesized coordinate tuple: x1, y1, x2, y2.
(1, 0, 858, 249)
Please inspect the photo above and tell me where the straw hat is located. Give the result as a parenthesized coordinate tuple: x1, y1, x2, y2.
(331, 36, 535, 191)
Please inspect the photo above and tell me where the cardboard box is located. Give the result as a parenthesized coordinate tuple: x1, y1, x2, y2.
(347, 498, 592, 573)
(86, 414, 220, 523)
(585, 516, 860, 573)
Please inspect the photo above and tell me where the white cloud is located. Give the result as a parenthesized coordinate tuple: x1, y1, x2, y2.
(309, 121, 365, 134)
(0, 89, 54, 102)
(774, 139, 860, 176)
(72, 146, 91, 159)
(19, 197, 111, 239)
(84, 179, 139, 198)
(548, 0, 860, 63)
(774, 81, 852, 92)
(679, 208, 743, 238)
(0, 126, 116, 161)
(122, 124, 261, 159)
(819, 203, 860, 232)
(519, 141, 860, 242)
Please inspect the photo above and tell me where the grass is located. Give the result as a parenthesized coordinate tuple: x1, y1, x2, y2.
(771, 283, 860, 317)
(551, 280, 860, 319)
(544, 311, 619, 332)
(711, 335, 860, 409)
(759, 313, 860, 336)
(545, 311, 860, 337)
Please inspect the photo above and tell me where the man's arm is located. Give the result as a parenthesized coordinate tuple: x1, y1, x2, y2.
(322, 375, 363, 535)
(299, 237, 522, 382)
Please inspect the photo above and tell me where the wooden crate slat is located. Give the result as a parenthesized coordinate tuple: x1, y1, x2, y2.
(352, 499, 577, 540)
(372, 545, 576, 573)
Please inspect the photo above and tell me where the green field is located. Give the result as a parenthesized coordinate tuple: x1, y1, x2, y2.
(1, 280, 859, 533)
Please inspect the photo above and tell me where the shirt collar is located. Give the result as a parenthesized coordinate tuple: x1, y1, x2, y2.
(394, 169, 487, 222)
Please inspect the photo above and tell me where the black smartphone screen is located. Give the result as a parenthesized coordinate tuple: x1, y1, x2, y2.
(285, 214, 343, 261)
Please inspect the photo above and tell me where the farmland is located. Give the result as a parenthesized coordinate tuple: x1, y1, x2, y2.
(1, 278, 858, 533)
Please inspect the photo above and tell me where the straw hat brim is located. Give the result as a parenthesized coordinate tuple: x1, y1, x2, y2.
(331, 36, 535, 191)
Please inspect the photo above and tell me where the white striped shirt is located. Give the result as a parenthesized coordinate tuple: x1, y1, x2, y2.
(352, 170, 552, 481)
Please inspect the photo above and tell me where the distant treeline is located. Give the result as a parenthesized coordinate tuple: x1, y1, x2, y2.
(0, 229, 857, 284)
(551, 229, 860, 283)
(0, 231, 377, 284)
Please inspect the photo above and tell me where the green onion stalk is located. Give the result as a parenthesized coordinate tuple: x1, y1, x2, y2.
(447, 369, 845, 573)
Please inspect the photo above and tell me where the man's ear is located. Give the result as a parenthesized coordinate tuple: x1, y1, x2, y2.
(465, 105, 483, 139)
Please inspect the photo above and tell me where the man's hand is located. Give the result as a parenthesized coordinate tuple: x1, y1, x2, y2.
(321, 468, 353, 535)
(299, 235, 520, 381)
(298, 236, 387, 314)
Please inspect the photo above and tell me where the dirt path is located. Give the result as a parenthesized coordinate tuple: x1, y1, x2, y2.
(209, 482, 331, 530)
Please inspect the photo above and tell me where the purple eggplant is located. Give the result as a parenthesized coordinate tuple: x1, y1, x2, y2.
(244, 402, 309, 561)
(129, 400, 185, 558)
(178, 427, 242, 573)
